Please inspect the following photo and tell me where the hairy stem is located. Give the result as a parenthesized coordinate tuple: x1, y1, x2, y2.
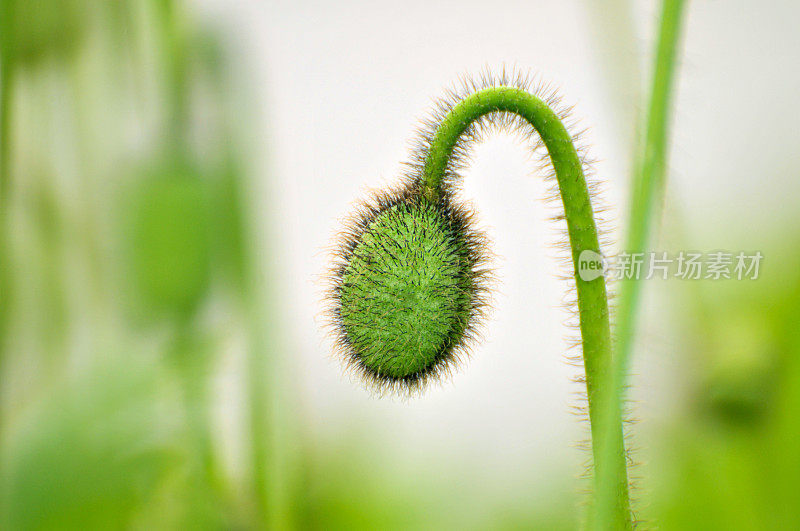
(421, 86, 631, 529)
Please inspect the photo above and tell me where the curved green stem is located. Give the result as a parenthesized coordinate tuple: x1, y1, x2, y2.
(421, 87, 631, 529)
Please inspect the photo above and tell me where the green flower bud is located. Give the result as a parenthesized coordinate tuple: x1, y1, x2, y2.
(328, 185, 491, 393)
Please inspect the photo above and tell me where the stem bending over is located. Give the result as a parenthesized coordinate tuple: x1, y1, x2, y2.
(326, 75, 631, 529)
(422, 85, 630, 529)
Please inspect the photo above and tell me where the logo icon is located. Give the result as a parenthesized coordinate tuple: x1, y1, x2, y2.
(578, 250, 607, 281)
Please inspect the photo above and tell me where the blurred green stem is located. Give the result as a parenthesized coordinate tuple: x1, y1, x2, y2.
(244, 291, 282, 529)
(615, 0, 687, 382)
(240, 189, 292, 529)
(154, 0, 228, 520)
(596, 1, 687, 528)
(0, 20, 11, 208)
(66, 58, 108, 316)
(155, 0, 189, 151)
(0, 0, 13, 248)
(171, 323, 229, 524)
(211, 39, 292, 526)
(0, 0, 15, 433)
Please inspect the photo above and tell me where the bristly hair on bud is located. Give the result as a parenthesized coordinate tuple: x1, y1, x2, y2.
(323, 181, 493, 397)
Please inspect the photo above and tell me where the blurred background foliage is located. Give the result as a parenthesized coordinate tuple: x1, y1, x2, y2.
(0, 0, 798, 530)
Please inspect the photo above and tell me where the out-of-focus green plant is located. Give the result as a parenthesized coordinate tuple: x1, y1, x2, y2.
(0, 360, 178, 530)
(293, 437, 578, 531)
(646, 239, 800, 530)
(2, 0, 87, 68)
(122, 158, 213, 320)
(1, 0, 288, 528)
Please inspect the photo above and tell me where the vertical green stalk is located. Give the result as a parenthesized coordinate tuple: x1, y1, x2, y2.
(614, 0, 687, 386)
(150, 0, 227, 519)
(244, 295, 271, 528)
(598, 1, 687, 528)
(0, 0, 13, 250)
(172, 324, 223, 507)
(0, 0, 11, 209)
(0, 0, 15, 427)
(155, 0, 189, 152)
(210, 69, 288, 531)
(421, 87, 631, 529)
(0, 4, 14, 523)
(244, 282, 290, 530)
(237, 159, 291, 529)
